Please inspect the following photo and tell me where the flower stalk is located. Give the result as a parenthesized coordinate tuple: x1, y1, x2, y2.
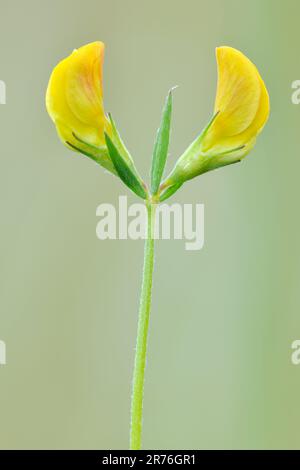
(130, 201, 156, 450)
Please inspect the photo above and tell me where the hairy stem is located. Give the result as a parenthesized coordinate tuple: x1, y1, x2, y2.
(130, 202, 156, 450)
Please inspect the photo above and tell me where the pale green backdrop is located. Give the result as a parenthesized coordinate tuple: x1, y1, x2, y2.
(0, 0, 299, 449)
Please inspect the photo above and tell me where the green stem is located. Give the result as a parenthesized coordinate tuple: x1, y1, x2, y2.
(130, 202, 156, 450)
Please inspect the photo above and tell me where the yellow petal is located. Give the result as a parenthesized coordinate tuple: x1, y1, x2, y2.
(46, 42, 110, 148)
(163, 47, 270, 187)
(202, 46, 270, 153)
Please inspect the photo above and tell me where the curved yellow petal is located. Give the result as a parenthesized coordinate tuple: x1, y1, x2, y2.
(65, 42, 104, 127)
(163, 46, 270, 187)
(202, 46, 270, 153)
(46, 42, 110, 148)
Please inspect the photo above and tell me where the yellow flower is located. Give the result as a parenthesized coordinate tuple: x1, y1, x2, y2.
(46, 42, 115, 172)
(202, 47, 269, 154)
(164, 46, 270, 186)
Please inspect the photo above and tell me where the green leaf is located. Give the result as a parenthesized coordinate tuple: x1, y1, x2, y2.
(105, 134, 147, 199)
(150, 90, 173, 195)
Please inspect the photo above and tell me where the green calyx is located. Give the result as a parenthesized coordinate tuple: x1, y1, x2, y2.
(105, 133, 147, 200)
(66, 133, 117, 174)
(68, 94, 249, 203)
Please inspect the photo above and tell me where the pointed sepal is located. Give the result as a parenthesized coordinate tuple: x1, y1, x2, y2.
(105, 134, 147, 199)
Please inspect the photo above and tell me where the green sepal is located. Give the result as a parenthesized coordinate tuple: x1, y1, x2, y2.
(150, 90, 173, 195)
(201, 110, 220, 138)
(105, 133, 147, 199)
(162, 110, 247, 186)
(66, 135, 116, 174)
(193, 144, 245, 175)
(108, 113, 135, 169)
(159, 182, 182, 202)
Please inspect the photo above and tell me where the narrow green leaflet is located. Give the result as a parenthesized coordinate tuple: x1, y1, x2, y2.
(150, 90, 173, 195)
(105, 134, 147, 199)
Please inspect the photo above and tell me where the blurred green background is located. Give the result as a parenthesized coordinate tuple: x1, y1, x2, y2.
(0, 0, 299, 450)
